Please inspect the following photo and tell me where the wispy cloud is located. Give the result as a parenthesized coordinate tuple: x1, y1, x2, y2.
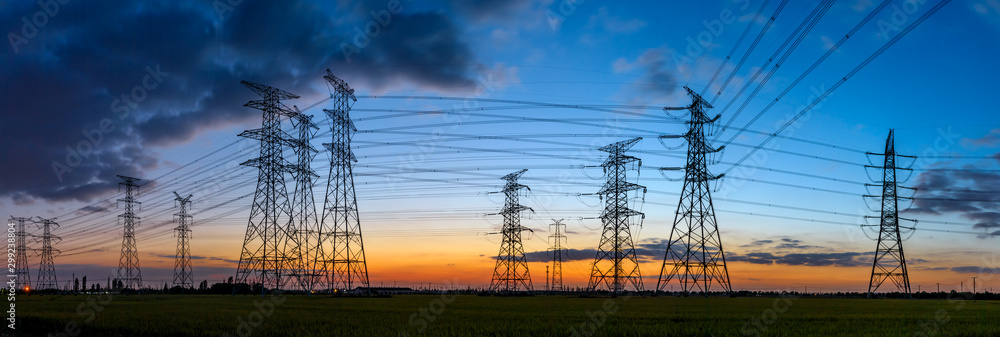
(951, 265, 1000, 274)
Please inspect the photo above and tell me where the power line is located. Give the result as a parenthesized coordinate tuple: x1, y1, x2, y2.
(718, 0, 954, 177)
(702, 0, 773, 95)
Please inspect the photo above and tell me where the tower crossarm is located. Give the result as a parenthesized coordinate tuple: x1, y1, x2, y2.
(597, 181, 645, 195)
(324, 69, 357, 102)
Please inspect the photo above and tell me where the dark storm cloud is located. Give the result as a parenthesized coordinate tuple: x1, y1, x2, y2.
(1, 0, 486, 203)
(973, 221, 1000, 230)
(631, 48, 680, 97)
(727, 251, 871, 267)
(950, 266, 1000, 274)
(521, 239, 698, 263)
(908, 160, 1000, 237)
(521, 237, 865, 268)
(912, 170, 951, 190)
(723, 236, 870, 267)
(740, 239, 773, 247)
(961, 129, 1000, 147)
(349, 12, 479, 90)
(520, 240, 667, 263)
(449, 0, 536, 22)
(76, 205, 108, 215)
(522, 248, 597, 262)
(775, 238, 820, 250)
(739, 237, 817, 249)
(612, 48, 681, 101)
(635, 239, 694, 261)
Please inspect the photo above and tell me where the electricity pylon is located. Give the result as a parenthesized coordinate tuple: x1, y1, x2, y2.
(290, 108, 321, 292)
(489, 169, 534, 294)
(548, 219, 566, 292)
(588, 137, 646, 295)
(865, 129, 915, 298)
(34, 217, 60, 290)
(10, 216, 32, 291)
(172, 192, 193, 289)
(657, 86, 732, 295)
(117, 175, 143, 290)
(234, 80, 301, 296)
(319, 70, 370, 293)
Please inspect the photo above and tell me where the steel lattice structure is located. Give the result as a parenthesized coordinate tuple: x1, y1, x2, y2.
(290, 108, 321, 291)
(489, 169, 534, 294)
(234, 80, 302, 295)
(318, 70, 370, 293)
(34, 217, 60, 290)
(116, 175, 143, 290)
(10, 216, 32, 291)
(588, 137, 645, 295)
(548, 219, 566, 292)
(657, 87, 732, 295)
(172, 192, 194, 288)
(865, 130, 915, 298)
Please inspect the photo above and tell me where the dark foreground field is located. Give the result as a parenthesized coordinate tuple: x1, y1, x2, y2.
(8, 294, 999, 336)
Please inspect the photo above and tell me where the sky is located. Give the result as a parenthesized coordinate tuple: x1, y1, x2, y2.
(2, 0, 1000, 293)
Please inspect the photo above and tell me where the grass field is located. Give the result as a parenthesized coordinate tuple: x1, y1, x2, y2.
(8, 294, 999, 336)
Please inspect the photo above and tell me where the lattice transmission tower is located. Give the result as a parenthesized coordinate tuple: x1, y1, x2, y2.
(34, 217, 60, 290)
(289, 107, 321, 292)
(172, 192, 193, 289)
(588, 137, 646, 295)
(319, 70, 370, 293)
(657, 86, 732, 295)
(117, 175, 143, 290)
(234, 80, 302, 295)
(10, 216, 31, 291)
(865, 130, 915, 298)
(489, 169, 534, 293)
(548, 219, 566, 292)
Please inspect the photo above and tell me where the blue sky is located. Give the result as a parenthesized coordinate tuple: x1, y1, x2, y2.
(2, 0, 999, 292)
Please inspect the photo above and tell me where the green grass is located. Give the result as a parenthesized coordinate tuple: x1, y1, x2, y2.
(8, 294, 999, 336)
